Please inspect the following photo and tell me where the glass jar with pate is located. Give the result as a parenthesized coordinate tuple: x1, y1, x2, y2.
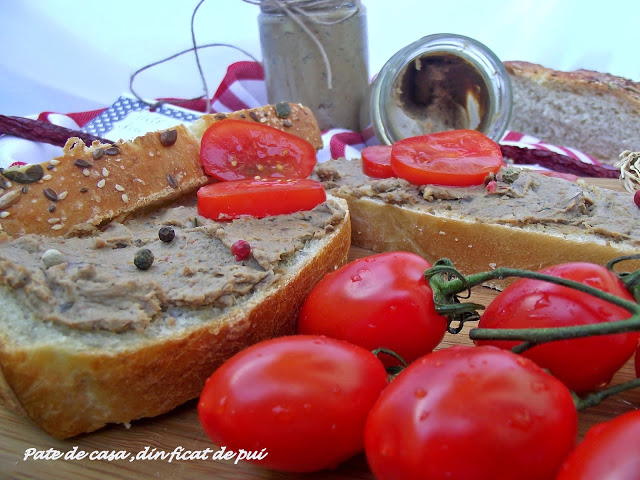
(361, 33, 513, 144)
(257, 0, 369, 131)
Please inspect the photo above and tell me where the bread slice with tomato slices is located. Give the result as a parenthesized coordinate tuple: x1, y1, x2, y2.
(0, 103, 351, 439)
(0, 102, 323, 240)
(314, 156, 640, 289)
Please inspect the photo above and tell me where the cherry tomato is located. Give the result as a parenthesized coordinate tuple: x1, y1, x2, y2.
(390, 129, 503, 186)
(198, 335, 388, 473)
(197, 178, 326, 220)
(200, 119, 317, 181)
(362, 145, 394, 178)
(365, 346, 577, 480)
(556, 409, 640, 480)
(298, 252, 447, 366)
(475, 262, 639, 393)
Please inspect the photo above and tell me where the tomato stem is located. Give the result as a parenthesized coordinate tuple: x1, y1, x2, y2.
(606, 255, 640, 304)
(574, 377, 640, 411)
(425, 257, 640, 351)
(372, 348, 408, 379)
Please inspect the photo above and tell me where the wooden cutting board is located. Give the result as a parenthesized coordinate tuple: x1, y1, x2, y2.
(2, 177, 639, 480)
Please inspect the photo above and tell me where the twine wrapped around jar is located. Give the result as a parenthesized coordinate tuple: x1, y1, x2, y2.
(243, 0, 362, 89)
(251, 0, 369, 131)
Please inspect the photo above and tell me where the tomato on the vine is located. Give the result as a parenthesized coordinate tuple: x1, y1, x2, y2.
(361, 145, 394, 178)
(365, 346, 577, 480)
(298, 252, 447, 366)
(390, 129, 503, 186)
(475, 262, 639, 393)
(198, 335, 388, 473)
(197, 178, 326, 220)
(556, 409, 640, 480)
(200, 119, 317, 181)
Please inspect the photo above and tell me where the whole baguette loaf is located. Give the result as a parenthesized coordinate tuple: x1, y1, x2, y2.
(314, 157, 640, 289)
(0, 103, 322, 239)
(505, 61, 640, 166)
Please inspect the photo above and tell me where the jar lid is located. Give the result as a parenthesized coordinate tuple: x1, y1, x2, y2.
(361, 33, 512, 144)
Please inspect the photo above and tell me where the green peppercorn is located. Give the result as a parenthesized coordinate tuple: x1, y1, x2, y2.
(134, 248, 154, 270)
(158, 226, 175, 243)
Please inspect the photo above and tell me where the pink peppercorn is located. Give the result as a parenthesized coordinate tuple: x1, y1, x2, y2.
(485, 180, 497, 193)
(231, 240, 251, 261)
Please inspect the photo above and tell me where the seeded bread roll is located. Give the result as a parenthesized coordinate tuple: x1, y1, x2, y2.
(0, 103, 323, 239)
(506, 61, 640, 165)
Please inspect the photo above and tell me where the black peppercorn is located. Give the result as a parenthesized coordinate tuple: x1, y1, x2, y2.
(134, 248, 154, 270)
(158, 226, 175, 243)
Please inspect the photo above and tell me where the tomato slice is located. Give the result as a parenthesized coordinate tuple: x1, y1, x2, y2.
(197, 178, 327, 220)
(361, 145, 394, 178)
(390, 129, 504, 186)
(200, 119, 317, 181)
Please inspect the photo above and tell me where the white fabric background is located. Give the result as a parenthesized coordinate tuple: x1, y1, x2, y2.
(1, 0, 638, 117)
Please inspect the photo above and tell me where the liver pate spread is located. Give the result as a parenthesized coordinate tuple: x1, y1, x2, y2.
(314, 157, 640, 245)
(0, 200, 345, 333)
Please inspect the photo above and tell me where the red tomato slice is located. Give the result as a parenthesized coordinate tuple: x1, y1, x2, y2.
(361, 145, 394, 178)
(390, 129, 504, 186)
(197, 178, 326, 220)
(200, 119, 317, 181)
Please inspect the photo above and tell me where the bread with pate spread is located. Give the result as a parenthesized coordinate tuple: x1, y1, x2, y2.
(506, 61, 640, 166)
(314, 157, 640, 289)
(0, 104, 352, 439)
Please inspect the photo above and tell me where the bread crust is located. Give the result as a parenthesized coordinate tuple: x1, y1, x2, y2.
(0, 103, 323, 239)
(505, 61, 640, 106)
(0, 198, 350, 439)
(344, 194, 640, 289)
(505, 61, 640, 165)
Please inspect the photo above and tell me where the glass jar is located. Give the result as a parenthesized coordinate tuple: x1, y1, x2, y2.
(258, 1, 369, 131)
(361, 33, 512, 144)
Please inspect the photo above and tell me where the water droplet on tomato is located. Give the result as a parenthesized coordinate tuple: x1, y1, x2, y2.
(418, 411, 430, 421)
(534, 294, 551, 309)
(350, 274, 362, 282)
(508, 409, 532, 431)
(414, 388, 428, 398)
(531, 381, 549, 393)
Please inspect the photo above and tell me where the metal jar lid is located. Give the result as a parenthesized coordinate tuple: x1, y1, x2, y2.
(361, 33, 513, 144)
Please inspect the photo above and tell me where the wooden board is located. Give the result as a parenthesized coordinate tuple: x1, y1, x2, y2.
(2, 177, 639, 479)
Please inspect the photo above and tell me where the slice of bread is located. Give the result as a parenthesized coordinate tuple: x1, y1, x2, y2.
(0, 103, 323, 239)
(505, 61, 640, 165)
(314, 157, 640, 289)
(0, 102, 344, 439)
(0, 195, 350, 439)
